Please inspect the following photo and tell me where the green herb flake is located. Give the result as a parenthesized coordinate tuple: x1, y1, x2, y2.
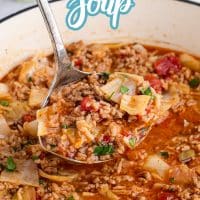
(120, 85, 129, 94)
(169, 177, 175, 184)
(100, 72, 110, 81)
(94, 145, 114, 156)
(0, 100, 9, 107)
(6, 156, 16, 172)
(50, 144, 56, 149)
(39, 179, 46, 185)
(68, 196, 75, 200)
(32, 155, 39, 161)
(27, 77, 32, 82)
(129, 137, 136, 149)
(189, 78, 200, 88)
(61, 124, 69, 129)
(108, 91, 115, 100)
(141, 87, 152, 96)
(160, 151, 169, 159)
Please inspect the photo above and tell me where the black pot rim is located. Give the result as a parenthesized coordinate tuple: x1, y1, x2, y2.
(0, 0, 199, 24)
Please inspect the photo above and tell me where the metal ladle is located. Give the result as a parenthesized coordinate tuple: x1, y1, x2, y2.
(36, 0, 152, 164)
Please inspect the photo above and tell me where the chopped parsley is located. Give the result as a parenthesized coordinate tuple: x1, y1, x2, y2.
(160, 151, 169, 159)
(68, 196, 75, 200)
(189, 78, 200, 88)
(39, 179, 46, 185)
(169, 177, 175, 184)
(100, 72, 110, 81)
(141, 87, 152, 96)
(129, 137, 136, 149)
(0, 100, 9, 107)
(120, 85, 129, 94)
(61, 124, 69, 129)
(50, 144, 56, 149)
(108, 91, 115, 100)
(94, 144, 114, 156)
(32, 155, 39, 161)
(27, 77, 33, 82)
(6, 156, 16, 172)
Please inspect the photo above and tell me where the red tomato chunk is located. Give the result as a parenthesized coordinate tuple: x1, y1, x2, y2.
(158, 192, 178, 200)
(81, 97, 93, 111)
(145, 74, 162, 93)
(154, 55, 181, 77)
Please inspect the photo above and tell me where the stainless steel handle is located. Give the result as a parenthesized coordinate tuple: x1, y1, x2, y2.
(36, 0, 71, 66)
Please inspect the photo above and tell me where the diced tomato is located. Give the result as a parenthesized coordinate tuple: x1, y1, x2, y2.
(158, 192, 178, 200)
(103, 135, 111, 143)
(74, 58, 83, 67)
(39, 152, 46, 160)
(154, 55, 181, 77)
(80, 97, 93, 112)
(22, 114, 36, 123)
(121, 130, 130, 136)
(145, 74, 162, 93)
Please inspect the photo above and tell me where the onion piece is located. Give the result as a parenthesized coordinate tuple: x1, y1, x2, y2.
(0, 114, 10, 138)
(28, 87, 48, 107)
(0, 160, 39, 187)
(144, 155, 170, 178)
(120, 95, 151, 115)
(39, 169, 78, 182)
(99, 184, 119, 200)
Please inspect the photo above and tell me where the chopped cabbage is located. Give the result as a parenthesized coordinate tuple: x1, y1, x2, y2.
(180, 53, 200, 72)
(39, 169, 78, 182)
(144, 155, 170, 178)
(99, 184, 119, 200)
(23, 120, 38, 137)
(0, 159, 39, 187)
(120, 95, 151, 115)
(28, 87, 47, 107)
(0, 114, 10, 139)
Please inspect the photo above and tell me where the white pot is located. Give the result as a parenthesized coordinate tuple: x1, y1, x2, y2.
(0, 0, 199, 79)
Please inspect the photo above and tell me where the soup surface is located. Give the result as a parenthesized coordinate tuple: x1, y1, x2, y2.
(0, 42, 199, 200)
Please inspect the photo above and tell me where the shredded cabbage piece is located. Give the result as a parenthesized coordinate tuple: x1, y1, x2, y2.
(0, 160, 39, 187)
(99, 184, 119, 200)
(39, 169, 78, 182)
(28, 87, 47, 107)
(180, 53, 200, 72)
(23, 120, 38, 137)
(144, 155, 170, 178)
(0, 114, 10, 139)
(120, 95, 151, 115)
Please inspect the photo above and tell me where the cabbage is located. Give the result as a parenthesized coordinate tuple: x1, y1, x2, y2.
(28, 87, 47, 107)
(180, 53, 200, 72)
(23, 120, 38, 137)
(18, 60, 37, 83)
(0, 114, 10, 139)
(39, 169, 78, 182)
(99, 184, 119, 200)
(37, 107, 49, 136)
(0, 159, 39, 187)
(144, 155, 170, 178)
(4, 101, 29, 122)
(101, 78, 123, 103)
(14, 186, 36, 200)
(120, 95, 151, 115)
